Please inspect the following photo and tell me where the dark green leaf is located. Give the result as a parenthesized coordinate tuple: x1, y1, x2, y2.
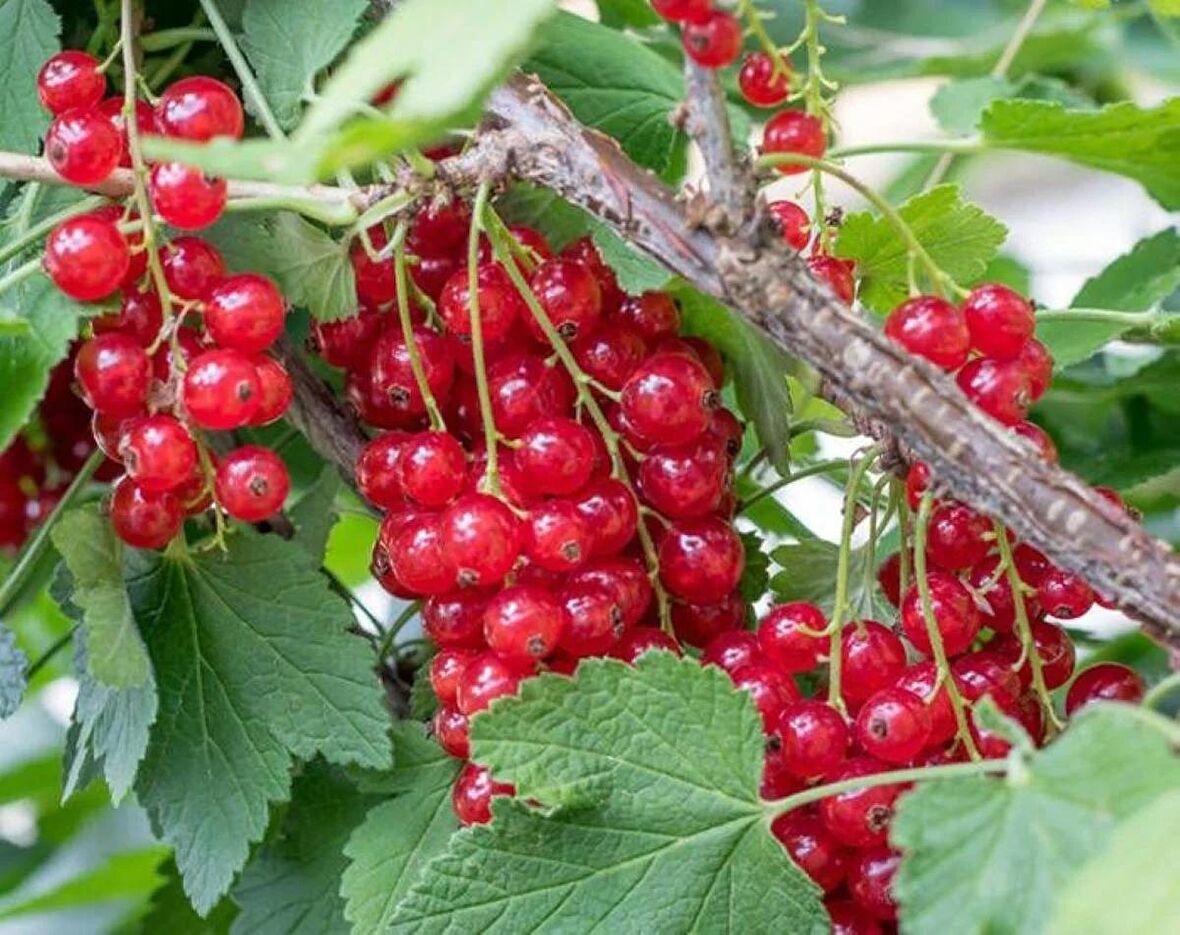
(1073, 228, 1180, 312)
(138, 859, 237, 934)
(0, 0, 59, 155)
(770, 540, 891, 620)
(738, 530, 770, 606)
(0, 624, 26, 719)
(288, 467, 342, 563)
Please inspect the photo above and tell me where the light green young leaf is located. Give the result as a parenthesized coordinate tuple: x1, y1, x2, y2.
(590, 225, 670, 293)
(0, 0, 59, 155)
(240, 0, 369, 131)
(770, 540, 892, 620)
(835, 185, 1007, 314)
(128, 530, 391, 914)
(981, 98, 1180, 209)
(391, 654, 827, 933)
(596, 0, 663, 27)
(894, 706, 1180, 935)
(0, 624, 27, 719)
(50, 506, 151, 689)
(0, 846, 169, 921)
(930, 76, 1014, 135)
(341, 723, 461, 933)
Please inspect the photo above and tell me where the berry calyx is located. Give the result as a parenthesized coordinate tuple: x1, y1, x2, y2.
(523, 500, 593, 573)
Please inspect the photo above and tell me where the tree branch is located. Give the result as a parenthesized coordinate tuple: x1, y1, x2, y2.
(680, 60, 751, 231)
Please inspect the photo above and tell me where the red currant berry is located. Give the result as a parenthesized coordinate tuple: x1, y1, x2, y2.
(884, 296, 970, 371)
(371, 325, 456, 419)
(682, 10, 743, 68)
(423, 590, 490, 650)
(45, 108, 122, 184)
(701, 629, 760, 675)
(827, 898, 883, 935)
(571, 478, 638, 558)
(484, 584, 564, 662)
(1016, 338, 1053, 401)
(855, 688, 931, 764)
(707, 407, 743, 459)
(1036, 567, 1094, 619)
(44, 214, 130, 301)
(777, 699, 850, 779)
(962, 283, 1034, 361)
(250, 355, 293, 426)
(877, 552, 903, 607)
(846, 847, 900, 922)
(91, 411, 134, 462)
(310, 308, 383, 369)
(410, 253, 461, 303)
(840, 622, 907, 705)
(486, 353, 574, 438)
(637, 435, 728, 519)
(1013, 542, 1052, 586)
(738, 51, 791, 107)
(925, 500, 991, 571)
(183, 349, 264, 429)
(214, 446, 289, 522)
(558, 581, 624, 657)
(758, 601, 828, 673)
(355, 432, 409, 510)
(349, 226, 395, 306)
(730, 660, 798, 732)
(438, 263, 523, 343)
(562, 237, 622, 313)
(456, 651, 530, 714)
(149, 162, 226, 230)
(74, 333, 150, 416)
(1001, 619, 1076, 691)
(658, 516, 744, 603)
(771, 812, 847, 893)
(526, 258, 602, 342)
(766, 200, 811, 251)
(901, 570, 981, 657)
(615, 292, 680, 342)
(622, 352, 717, 446)
(966, 555, 1039, 635)
(430, 648, 478, 708)
(97, 97, 157, 167)
(432, 705, 470, 759)
(1065, 662, 1144, 716)
(957, 357, 1031, 426)
(651, 0, 711, 23)
(94, 287, 163, 346)
(819, 756, 903, 848)
(523, 499, 592, 573)
(37, 51, 105, 114)
(440, 493, 522, 587)
(894, 661, 956, 745)
(904, 461, 930, 511)
(204, 273, 286, 353)
(451, 762, 513, 826)
(1012, 420, 1058, 462)
(571, 322, 647, 392)
(513, 417, 596, 497)
(395, 431, 467, 507)
(670, 592, 743, 648)
(808, 254, 856, 305)
(760, 746, 803, 801)
(156, 76, 244, 141)
(109, 475, 182, 549)
(407, 200, 471, 257)
(570, 556, 653, 628)
(161, 236, 225, 300)
(388, 512, 458, 596)
(118, 415, 197, 493)
(762, 110, 826, 175)
(609, 627, 682, 664)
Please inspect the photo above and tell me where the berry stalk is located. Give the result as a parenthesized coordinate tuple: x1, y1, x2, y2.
(392, 222, 447, 431)
(465, 180, 505, 499)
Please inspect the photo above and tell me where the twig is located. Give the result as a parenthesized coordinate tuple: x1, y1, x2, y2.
(681, 60, 749, 229)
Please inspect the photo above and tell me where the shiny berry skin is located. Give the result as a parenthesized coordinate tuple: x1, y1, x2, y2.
(1016, 338, 1053, 401)
(526, 258, 602, 342)
(432, 705, 470, 759)
(855, 688, 931, 764)
(156, 76, 244, 141)
(901, 571, 981, 657)
(45, 218, 129, 306)
(572, 478, 638, 557)
(682, 10, 743, 68)
(204, 273, 286, 353)
(651, 0, 711, 23)
(569, 556, 653, 628)
(658, 516, 744, 603)
(762, 110, 826, 175)
(840, 622, 907, 705)
(957, 357, 1031, 425)
(610, 627, 682, 663)
(884, 296, 970, 371)
(615, 292, 680, 342)
(456, 651, 529, 714)
(524, 500, 592, 573)
(94, 287, 163, 346)
(183, 349, 262, 430)
(962, 283, 1034, 361)
(45, 108, 122, 184)
(738, 52, 791, 107)
(637, 435, 727, 519)
(438, 263, 523, 343)
(214, 446, 289, 522)
(310, 309, 383, 369)
(967, 556, 1038, 635)
(758, 601, 828, 673)
(1012, 420, 1058, 462)
(847, 848, 900, 921)
(91, 411, 133, 462)
(1013, 542, 1051, 586)
(407, 200, 471, 257)
(771, 812, 847, 893)
(118, 416, 197, 493)
(486, 353, 574, 438)
(730, 661, 798, 731)
(440, 493, 522, 587)
(670, 592, 743, 648)
(109, 476, 182, 549)
(513, 417, 596, 496)
(451, 762, 513, 826)
(1002, 620, 1075, 691)
(37, 51, 106, 114)
(622, 353, 717, 446)
(572, 323, 647, 391)
(423, 590, 489, 649)
(484, 584, 565, 662)
(766, 200, 810, 251)
(161, 237, 225, 300)
(894, 661, 956, 745)
(355, 432, 408, 510)
(558, 581, 624, 657)
(149, 162, 226, 230)
(387, 513, 457, 596)
(370, 326, 455, 418)
(250, 355, 293, 426)
(925, 500, 992, 571)
(953, 651, 1021, 708)
(395, 431, 466, 507)
(827, 899, 883, 935)
(819, 757, 903, 848)
(877, 553, 903, 608)
(701, 629, 760, 676)
(1065, 662, 1144, 716)
(1037, 567, 1094, 619)
(808, 254, 856, 305)
(430, 648, 477, 708)
(97, 97, 158, 166)
(74, 333, 150, 416)
(348, 226, 395, 306)
(777, 699, 850, 779)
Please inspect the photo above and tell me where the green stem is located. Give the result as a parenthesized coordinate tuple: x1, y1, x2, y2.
(466, 181, 502, 498)
(198, 0, 286, 140)
(351, 190, 417, 236)
(392, 223, 445, 431)
(221, 193, 357, 227)
(146, 10, 206, 88)
(736, 0, 791, 80)
(25, 625, 79, 680)
(0, 451, 101, 616)
(992, 0, 1050, 78)
(790, 416, 857, 439)
(826, 139, 986, 160)
(739, 458, 847, 514)
(0, 258, 42, 296)
(1034, 308, 1156, 326)
(139, 27, 217, 51)
(377, 600, 423, 661)
(1143, 672, 1180, 711)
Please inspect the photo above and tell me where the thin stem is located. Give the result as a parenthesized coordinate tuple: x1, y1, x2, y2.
(739, 458, 846, 513)
(139, 27, 217, 51)
(1034, 308, 1157, 326)
(25, 625, 79, 680)
(0, 451, 101, 616)
(392, 223, 445, 430)
(826, 139, 986, 160)
(992, 0, 1050, 78)
(221, 193, 357, 227)
(351, 190, 417, 237)
(736, 0, 791, 80)
(916, 491, 981, 759)
(466, 181, 502, 497)
(377, 600, 423, 661)
(897, 489, 911, 598)
(146, 10, 207, 88)
(198, 0, 286, 140)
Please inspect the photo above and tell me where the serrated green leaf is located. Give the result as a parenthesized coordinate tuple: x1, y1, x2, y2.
(931, 76, 1014, 134)
(407, 667, 439, 720)
(0, 623, 27, 719)
(981, 98, 1180, 209)
(341, 723, 461, 933)
(202, 213, 356, 322)
(288, 466, 341, 562)
(1047, 789, 1180, 935)
(139, 859, 237, 934)
(50, 506, 150, 689)
(391, 655, 827, 932)
(231, 760, 372, 935)
(894, 706, 1180, 935)
(0, 0, 58, 155)
(590, 225, 670, 293)
(835, 185, 1007, 314)
(770, 540, 891, 620)
(738, 529, 770, 606)
(240, 0, 369, 131)
(128, 530, 391, 913)
(0, 846, 168, 921)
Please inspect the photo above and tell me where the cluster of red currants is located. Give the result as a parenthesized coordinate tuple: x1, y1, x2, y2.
(36, 54, 292, 549)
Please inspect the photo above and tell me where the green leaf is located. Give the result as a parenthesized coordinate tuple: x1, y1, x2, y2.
(50, 506, 150, 689)
(202, 213, 356, 322)
(596, 0, 662, 28)
(0, 623, 26, 719)
(930, 76, 1014, 135)
(341, 723, 461, 933)
(0, 846, 169, 921)
(140, 859, 237, 934)
(526, 11, 688, 178)
(673, 284, 797, 475)
(738, 529, 770, 606)
(0, 273, 89, 450)
(974, 254, 1030, 294)
(232, 760, 372, 934)
(390, 655, 827, 932)
(1151, 0, 1180, 15)
(1047, 789, 1180, 935)
(0, 0, 58, 156)
(770, 540, 891, 620)
(980, 98, 1180, 209)
(408, 667, 439, 720)
(835, 185, 1007, 314)
(495, 184, 594, 250)
(240, 0, 369, 131)
(893, 706, 1180, 935)
(128, 530, 391, 913)
(288, 466, 342, 562)
(590, 225, 670, 293)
